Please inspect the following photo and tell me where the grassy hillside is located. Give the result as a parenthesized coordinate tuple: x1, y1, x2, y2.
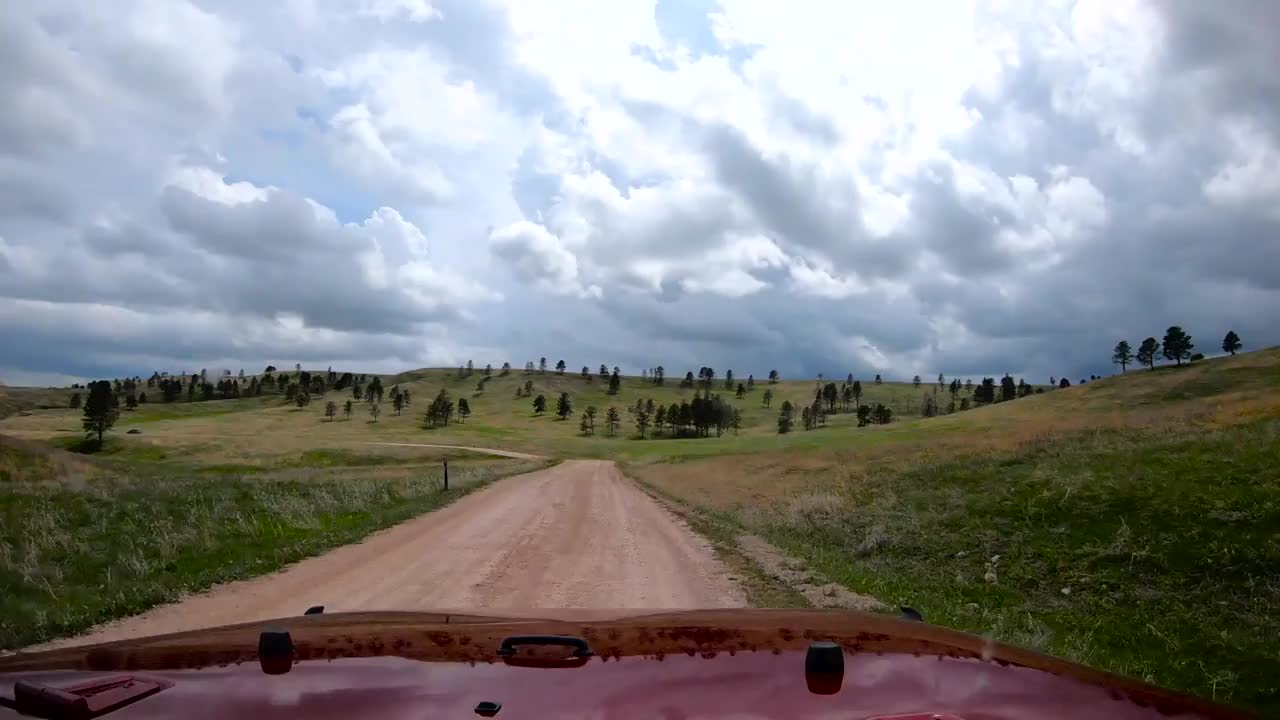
(0, 367, 997, 464)
(632, 348, 1280, 714)
(0, 385, 75, 421)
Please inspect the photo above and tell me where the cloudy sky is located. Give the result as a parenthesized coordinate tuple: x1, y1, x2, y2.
(2, 0, 1277, 386)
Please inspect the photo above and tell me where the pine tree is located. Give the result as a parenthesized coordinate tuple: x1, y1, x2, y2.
(81, 380, 118, 445)
(1113, 340, 1133, 372)
(777, 401, 794, 434)
(1137, 337, 1160, 369)
(1222, 330, 1242, 356)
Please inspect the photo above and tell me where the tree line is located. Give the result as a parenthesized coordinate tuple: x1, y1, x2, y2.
(1111, 327, 1240, 373)
(83, 332, 1252, 449)
(75, 366, 388, 409)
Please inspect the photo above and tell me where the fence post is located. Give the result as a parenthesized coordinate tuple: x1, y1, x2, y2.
(443, 458, 448, 490)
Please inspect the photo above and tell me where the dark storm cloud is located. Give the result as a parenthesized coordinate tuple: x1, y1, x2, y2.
(603, 292, 784, 349)
(0, 301, 424, 380)
(0, 160, 77, 224)
(701, 123, 916, 277)
(161, 186, 351, 262)
(158, 188, 474, 333)
(957, 57, 1108, 183)
(1153, 2, 1280, 137)
(81, 218, 177, 257)
(0, 10, 93, 160)
(897, 162, 1018, 274)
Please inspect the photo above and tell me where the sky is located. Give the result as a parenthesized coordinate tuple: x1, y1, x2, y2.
(1, 0, 1277, 387)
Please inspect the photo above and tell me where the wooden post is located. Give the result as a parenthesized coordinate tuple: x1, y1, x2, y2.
(443, 458, 448, 491)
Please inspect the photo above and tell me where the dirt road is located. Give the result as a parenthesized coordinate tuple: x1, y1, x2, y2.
(362, 441, 542, 459)
(45, 460, 743, 648)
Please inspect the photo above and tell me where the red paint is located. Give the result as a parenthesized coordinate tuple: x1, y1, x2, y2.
(3, 650, 1217, 719)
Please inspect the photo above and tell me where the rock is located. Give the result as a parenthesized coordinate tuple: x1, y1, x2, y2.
(955, 550, 967, 559)
(983, 570, 998, 584)
(1060, 587, 1072, 596)
(127, 429, 142, 434)
(989, 554, 1001, 564)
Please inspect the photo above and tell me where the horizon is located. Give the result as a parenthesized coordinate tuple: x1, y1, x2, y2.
(10, 343, 1259, 390)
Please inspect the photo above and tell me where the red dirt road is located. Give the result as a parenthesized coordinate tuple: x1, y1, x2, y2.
(44, 460, 744, 647)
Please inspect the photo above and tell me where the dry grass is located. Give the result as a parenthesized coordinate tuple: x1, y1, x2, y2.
(632, 348, 1280, 512)
(734, 534, 885, 611)
(0, 385, 75, 420)
(0, 434, 96, 484)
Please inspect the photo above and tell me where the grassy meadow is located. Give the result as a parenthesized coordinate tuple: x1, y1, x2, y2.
(0, 385, 76, 422)
(0, 364, 985, 466)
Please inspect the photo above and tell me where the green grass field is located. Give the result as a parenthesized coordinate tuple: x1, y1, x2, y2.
(2, 350, 1278, 711)
(0, 366, 972, 464)
(0, 430, 546, 649)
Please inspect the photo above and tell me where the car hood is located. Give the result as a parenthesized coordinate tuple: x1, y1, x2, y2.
(0, 609, 1253, 719)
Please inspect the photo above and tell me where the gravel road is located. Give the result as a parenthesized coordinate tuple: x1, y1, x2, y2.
(362, 442, 543, 459)
(43, 460, 744, 647)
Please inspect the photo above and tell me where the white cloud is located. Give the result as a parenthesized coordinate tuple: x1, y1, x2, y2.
(1, 0, 1278, 382)
(788, 261, 869, 300)
(357, 0, 441, 23)
(328, 102, 454, 203)
(489, 220, 600, 299)
(168, 165, 271, 205)
(1204, 121, 1280, 218)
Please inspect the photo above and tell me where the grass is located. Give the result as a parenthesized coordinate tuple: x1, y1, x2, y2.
(0, 368, 961, 462)
(632, 348, 1280, 715)
(0, 457, 548, 649)
(0, 386, 75, 421)
(115, 395, 280, 424)
(755, 421, 1280, 712)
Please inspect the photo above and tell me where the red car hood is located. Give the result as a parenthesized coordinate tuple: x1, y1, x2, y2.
(0, 609, 1253, 720)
